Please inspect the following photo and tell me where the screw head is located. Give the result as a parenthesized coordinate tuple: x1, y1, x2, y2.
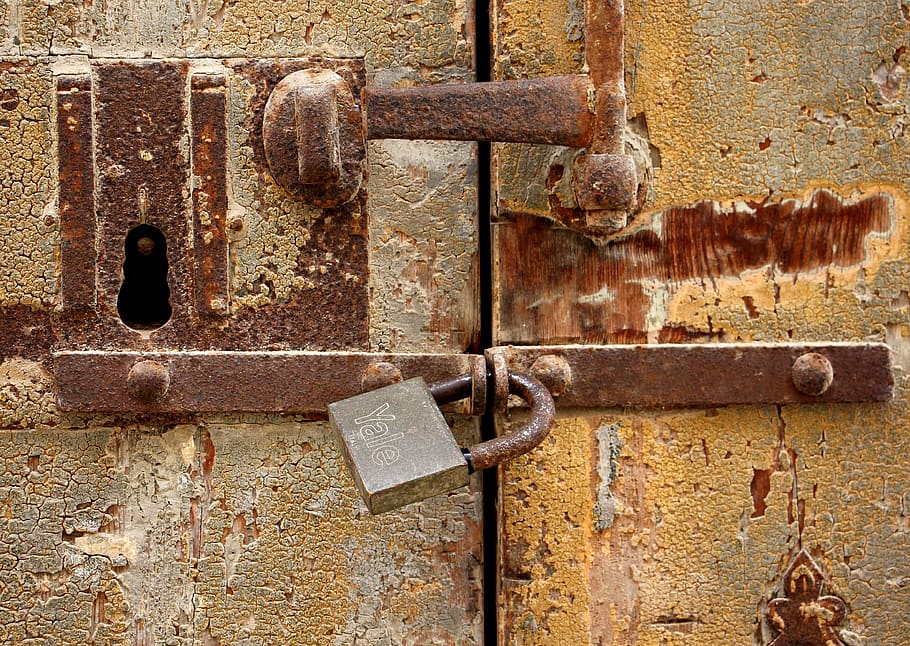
(791, 353, 834, 397)
(127, 360, 170, 402)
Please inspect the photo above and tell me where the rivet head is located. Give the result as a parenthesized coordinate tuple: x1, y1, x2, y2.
(361, 362, 403, 392)
(791, 353, 834, 397)
(529, 354, 572, 398)
(127, 360, 170, 402)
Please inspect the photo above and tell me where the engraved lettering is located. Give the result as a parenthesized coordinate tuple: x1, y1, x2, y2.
(355, 401, 402, 466)
(372, 445, 400, 466)
(354, 402, 395, 425)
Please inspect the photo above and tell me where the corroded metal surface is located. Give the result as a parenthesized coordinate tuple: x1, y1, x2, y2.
(572, 152, 638, 212)
(55, 351, 486, 416)
(790, 353, 834, 397)
(767, 551, 847, 645)
(492, 343, 892, 407)
(468, 371, 556, 471)
(363, 75, 594, 147)
(56, 74, 96, 311)
(262, 68, 364, 207)
(54, 58, 371, 352)
(190, 72, 230, 317)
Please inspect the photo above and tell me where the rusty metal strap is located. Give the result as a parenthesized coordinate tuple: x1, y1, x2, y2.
(54, 351, 486, 416)
(490, 343, 893, 408)
(54, 343, 892, 416)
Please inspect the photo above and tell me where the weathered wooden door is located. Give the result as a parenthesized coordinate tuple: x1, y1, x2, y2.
(1, 0, 907, 644)
(0, 2, 485, 644)
(491, 0, 910, 644)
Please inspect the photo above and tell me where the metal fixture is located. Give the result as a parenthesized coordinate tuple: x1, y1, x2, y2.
(262, 72, 639, 213)
(766, 550, 847, 645)
(55, 342, 892, 415)
(329, 371, 555, 513)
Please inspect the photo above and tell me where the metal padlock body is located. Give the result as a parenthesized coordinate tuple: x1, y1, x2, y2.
(329, 377, 469, 514)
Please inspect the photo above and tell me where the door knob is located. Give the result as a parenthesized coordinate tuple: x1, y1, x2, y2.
(262, 70, 638, 215)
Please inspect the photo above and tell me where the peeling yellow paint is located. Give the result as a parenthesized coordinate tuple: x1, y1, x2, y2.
(496, 0, 910, 643)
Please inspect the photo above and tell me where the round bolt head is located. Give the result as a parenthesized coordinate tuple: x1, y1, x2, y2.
(127, 360, 171, 402)
(529, 354, 572, 398)
(791, 353, 834, 397)
(361, 362, 403, 392)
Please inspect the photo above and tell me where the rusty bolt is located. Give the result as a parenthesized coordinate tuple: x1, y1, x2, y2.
(262, 68, 364, 208)
(572, 153, 638, 213)
(127, 360, 170, 402)
(529, 354, 572, 398)
(791, 353, 834, 397)
(361, 362, 403, 392)
(228, 217, 244, 232)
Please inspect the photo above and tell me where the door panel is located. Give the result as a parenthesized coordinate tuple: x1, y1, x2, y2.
(493, 0, 910, 643)
(0, 2, 483, 644)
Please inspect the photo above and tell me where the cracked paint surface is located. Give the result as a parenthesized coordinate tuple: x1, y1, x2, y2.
(0, 0, 483, 641)
(495, 0, 910, 643)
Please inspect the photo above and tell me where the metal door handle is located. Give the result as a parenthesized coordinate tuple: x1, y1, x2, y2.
(262, 70, 638, 213)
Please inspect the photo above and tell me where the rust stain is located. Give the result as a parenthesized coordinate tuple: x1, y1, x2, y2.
(496, 188, 896, 343)
(191, 73, 230, 317)
(0, 306, 54, 366)
(56, 74, 96, 311)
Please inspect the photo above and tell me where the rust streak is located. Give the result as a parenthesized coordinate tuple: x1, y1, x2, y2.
(497, 189, 894, 344)
(56, 74, 96, 311)
(191, 73, 230, 317)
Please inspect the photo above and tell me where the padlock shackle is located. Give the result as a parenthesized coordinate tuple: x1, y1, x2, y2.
(428, 370, 556, 472)
(428, 373, 474, 406)
(466, 371, 556, 471)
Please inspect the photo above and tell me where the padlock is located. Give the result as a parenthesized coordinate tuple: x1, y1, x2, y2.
(329, 370, 556, 514)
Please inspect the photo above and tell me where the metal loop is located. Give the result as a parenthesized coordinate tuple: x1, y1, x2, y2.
(466, 371, 556, 472)
(428, 370, 556, 472)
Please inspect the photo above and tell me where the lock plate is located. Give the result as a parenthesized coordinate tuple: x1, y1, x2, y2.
(55, 57, 369, 352)
(329, 377, 469, 514)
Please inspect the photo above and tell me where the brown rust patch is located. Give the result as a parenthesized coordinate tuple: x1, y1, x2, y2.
(190, 72, 230, 317)
(0, 306, 53, 365)
(496, 188, 895, 344)
(57, 74, 96, 311)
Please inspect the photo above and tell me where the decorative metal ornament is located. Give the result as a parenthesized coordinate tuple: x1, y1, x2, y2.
(767, 550, 847, 646)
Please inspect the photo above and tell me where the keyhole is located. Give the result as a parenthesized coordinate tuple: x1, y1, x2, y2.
(117, 224, 172, 330)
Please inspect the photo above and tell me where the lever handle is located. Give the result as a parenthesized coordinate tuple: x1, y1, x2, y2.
(262, 70, 637, 212)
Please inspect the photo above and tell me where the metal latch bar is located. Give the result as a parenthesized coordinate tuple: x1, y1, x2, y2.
(54, 351, 486, 416)
(54, 343, 892, 416)
(490, 343, 893, 409)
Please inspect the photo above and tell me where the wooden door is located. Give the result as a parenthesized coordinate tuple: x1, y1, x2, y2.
(492, 0, 910, 643)
(0, 2, 484, 644)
